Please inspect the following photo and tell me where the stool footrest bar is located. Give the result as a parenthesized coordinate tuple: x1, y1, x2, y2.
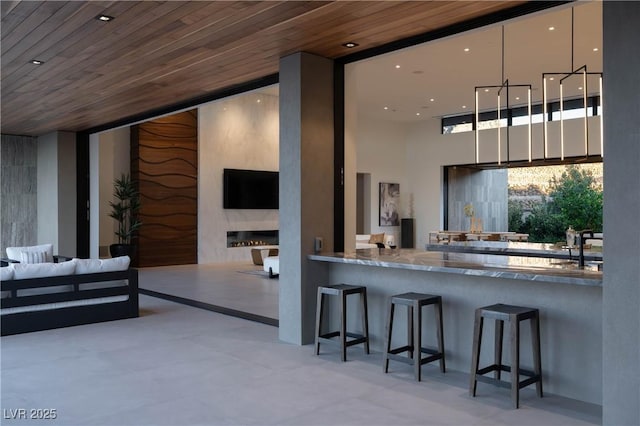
(388, 345, 412, 355)
(419, 353, 444, 365)
(387, 353, 416, 365)
(476, 375, 512, 389)
(420, 347, 441, 356)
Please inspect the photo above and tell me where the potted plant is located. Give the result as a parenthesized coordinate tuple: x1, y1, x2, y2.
(108, 173, 142, 258)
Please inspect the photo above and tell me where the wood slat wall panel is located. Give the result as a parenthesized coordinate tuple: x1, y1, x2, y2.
(131, 109, 198, 267)
(1, 0, 528, 136)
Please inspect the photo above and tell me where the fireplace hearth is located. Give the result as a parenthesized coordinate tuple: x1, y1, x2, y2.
(227, 230, 278, 247)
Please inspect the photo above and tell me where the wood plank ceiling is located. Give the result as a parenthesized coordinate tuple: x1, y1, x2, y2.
(1, 1, 528, 137)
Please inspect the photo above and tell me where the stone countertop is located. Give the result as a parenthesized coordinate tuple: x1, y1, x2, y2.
(308, 248, 602, 287)
(426, 241, 603, 261)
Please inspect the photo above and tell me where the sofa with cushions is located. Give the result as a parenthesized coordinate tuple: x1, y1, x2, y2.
(1, 249, 138, 336)
(356, 233, 395, 249)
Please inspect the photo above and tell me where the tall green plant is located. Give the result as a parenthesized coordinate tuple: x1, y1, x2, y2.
(108, 174, 142, 244)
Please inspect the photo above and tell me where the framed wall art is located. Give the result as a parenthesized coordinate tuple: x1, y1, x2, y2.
(379, 182, 400, 226)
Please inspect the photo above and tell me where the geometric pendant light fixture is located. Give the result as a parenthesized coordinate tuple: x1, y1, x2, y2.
(542, 7, 603, 160)
(474, 26, 533, 165)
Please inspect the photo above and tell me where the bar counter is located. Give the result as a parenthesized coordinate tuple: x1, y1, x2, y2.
(308, 248, 602, 405)
(425, 240, 603, 262)
(309, 248, 602, 286)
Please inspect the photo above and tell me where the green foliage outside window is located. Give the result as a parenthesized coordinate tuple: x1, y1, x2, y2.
(509, 165, 603, 243)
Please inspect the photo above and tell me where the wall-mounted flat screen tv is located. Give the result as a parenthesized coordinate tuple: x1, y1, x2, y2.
(223, 168, 279, 209)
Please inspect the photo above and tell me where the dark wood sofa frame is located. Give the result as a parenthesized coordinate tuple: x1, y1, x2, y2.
(1, 268, 138, 336)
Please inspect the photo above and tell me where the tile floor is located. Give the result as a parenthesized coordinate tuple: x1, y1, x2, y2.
(138, 263, 279, 321)
(1, 293, 601, 426)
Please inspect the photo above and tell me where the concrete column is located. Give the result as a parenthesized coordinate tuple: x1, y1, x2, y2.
(279, 52, 334, 344)
(602, 2, 640, 425)
(37, 131, 77, 257)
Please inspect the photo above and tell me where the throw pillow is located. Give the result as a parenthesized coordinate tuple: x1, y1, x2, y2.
(20, 250, 48, 264)
(6, 243, 54, 263)
(368, 233, 385, 244)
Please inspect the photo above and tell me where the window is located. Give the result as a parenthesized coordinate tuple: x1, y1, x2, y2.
(442, 96, 600, 134)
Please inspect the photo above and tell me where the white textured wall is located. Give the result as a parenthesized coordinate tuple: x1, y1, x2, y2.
(356, 117, 408, 245)
(198, 91, 279, 263)
(402, 119, 473, 248)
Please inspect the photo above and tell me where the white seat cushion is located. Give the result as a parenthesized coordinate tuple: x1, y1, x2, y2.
(73, 256, 130, 274)
(1, 266, 14, 281)
(263, 256, 279, 274)
(1, 266, 14, 298)
(11, 262, 76, 297)
(12, 261, 76, 279)
(6, 244, 54, 263)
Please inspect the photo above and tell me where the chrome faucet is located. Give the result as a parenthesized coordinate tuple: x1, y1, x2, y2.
(578, 229, 602, 267)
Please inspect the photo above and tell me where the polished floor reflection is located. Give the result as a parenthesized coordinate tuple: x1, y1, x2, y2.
(1, 295, 601, 425)
(138, 262, 278, 324)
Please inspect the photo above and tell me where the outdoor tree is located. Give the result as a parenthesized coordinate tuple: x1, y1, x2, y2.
(514, 165, 603, 243)
(546, 165, 603, 232)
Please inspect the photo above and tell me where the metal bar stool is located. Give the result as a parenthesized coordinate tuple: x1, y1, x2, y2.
(469, 303, 543, 408)
(383, 292, 445, 381)
(314, 284, 370, 362)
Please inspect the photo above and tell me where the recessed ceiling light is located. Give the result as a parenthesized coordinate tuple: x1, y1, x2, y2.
(484, 88, 489, 92)
(550, 77, 555, 81)
(256, 99, 261, 103)
(429, 98, 435, 102)
(516, 96, 520, 100)
(548, 26, 555, 31)
(96, 14, 114, 22)
(30, 59, 43, 65)
(384, 106, 389, 110)
(462, 105, 467, 109)
(395, 65, 401, 69)
(578, 86, 583, 90)
(416, 113, 421, 116)
(464, 48, 470, 52)
(342, 42, 358, 48)
(593, 47, 599, 52)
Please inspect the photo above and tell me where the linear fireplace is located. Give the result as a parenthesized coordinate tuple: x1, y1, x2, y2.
(227, 230, 278, 247)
